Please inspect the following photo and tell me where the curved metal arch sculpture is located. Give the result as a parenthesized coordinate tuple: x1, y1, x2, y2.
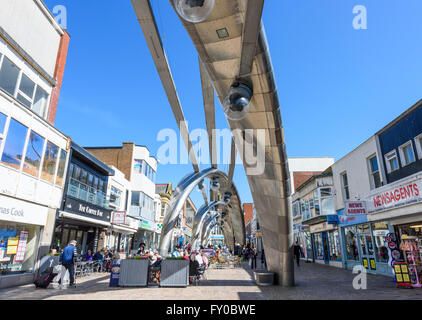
(158, 167, 246, 257)
(191, 201, 225, 250)
(201, 214, 220, 247)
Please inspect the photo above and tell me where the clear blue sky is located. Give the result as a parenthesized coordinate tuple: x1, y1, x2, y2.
(44, 0, 422, 208)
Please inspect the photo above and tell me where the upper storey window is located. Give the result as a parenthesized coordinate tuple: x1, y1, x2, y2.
(0, 54, 50, 119)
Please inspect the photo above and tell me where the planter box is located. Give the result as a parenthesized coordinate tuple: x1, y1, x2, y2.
(254, 270, 274, 286)
(160, 259, 189, 287)
(118, 259, 149, 287)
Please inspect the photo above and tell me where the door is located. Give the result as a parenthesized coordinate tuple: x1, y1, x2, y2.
(359, 233, 376, 272)
(322, 232, 330, 263)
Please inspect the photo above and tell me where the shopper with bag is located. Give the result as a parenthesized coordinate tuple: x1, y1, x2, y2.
(58, 240, 78, 288)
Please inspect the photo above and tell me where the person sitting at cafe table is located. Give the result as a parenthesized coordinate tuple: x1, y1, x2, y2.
(83, 250, 93, 262)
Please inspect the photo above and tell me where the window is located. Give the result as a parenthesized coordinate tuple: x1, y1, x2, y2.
(328, 230, 341, 261)
(292, 201, 300, 217)
(32, 86, 48, 118)
(134, 160, 143, 174)
(385, 150, 399, 173)
(313, 233, 324, 260)
(131, 191, 140, 206)
(41, 141, 58, 183)
(55, 150, 67, 186)
(341, 173, 350, 201)
(0, 118, 28, 170)
(368, 155, 382, 189)
(23, 131, 45, 177)
(0, 56, 20, 96)
(415, 134, 422, 159)
(313, 190, 320, 215)
(320, 187, 335, 215)
(16, 74, 35, 108)
(399, 141, 416, 167)
(110, 186, 122, 207)
(0, 112, 7, 147)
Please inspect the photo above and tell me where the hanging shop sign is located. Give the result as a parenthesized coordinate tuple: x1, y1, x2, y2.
(326, 215, 339, 225)
(367, 178, 422, 213)
(112, 211, 126, 225)
(140, 219, 155, 231)
(338, 213, 368, 227)
(64, 197, 111, 223)
(0, 194, 48, 226)
(345, 201, 367, 215)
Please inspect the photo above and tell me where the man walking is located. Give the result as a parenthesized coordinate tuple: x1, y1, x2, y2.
(293, 241, 301, 267)
(59, 240, 78, 287)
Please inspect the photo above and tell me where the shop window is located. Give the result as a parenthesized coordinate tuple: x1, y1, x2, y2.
(313, 233, 324, 260)
(0, 118, 28, 170)
(341, 172, 350, 201)
(320, 188, 335, 215)
(41, 141, 58, 183)
(328, 230, 341, 261)
(399, 141, 416, 167)
(385, 150, 399, 173)
(371, 222, 389, 263)
(0, 223, 40, 275)
(344, 226, 359, 261)
(0, 56, 20, 96)
(55, 149, 67, 186)
(368, 155, 382, 189)
(23, 130, 45, 177)
(415, 133, 422, 160)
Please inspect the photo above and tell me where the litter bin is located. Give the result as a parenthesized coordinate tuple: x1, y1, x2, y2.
(254, 270, 274, 286)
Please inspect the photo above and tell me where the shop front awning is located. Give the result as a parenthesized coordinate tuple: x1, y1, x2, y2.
(111, 223, 138, 234)
(58, 211, 111, 228)
(302, 215, 328, 226)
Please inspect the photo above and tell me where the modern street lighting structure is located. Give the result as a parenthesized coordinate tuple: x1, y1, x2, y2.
(132, 0, 294, 286)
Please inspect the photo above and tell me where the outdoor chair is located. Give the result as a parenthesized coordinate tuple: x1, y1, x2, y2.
(75, 262, 84, 278)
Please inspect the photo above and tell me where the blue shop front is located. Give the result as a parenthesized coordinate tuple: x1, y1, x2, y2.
(338, 208, 394, 276)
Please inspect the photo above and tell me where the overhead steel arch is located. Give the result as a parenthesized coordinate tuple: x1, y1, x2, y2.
(191, 201, 225, 250)
(201, 214, 220, 247)
(158, 168, 246, 257)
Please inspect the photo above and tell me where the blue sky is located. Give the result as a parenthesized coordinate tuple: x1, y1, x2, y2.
(43, 0, 422, 207)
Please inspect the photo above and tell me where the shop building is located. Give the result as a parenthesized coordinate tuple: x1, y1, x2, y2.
(332, 100, 422, 279)
(85, 143, 158, 251)
(106, 166, 137, 258)
(52, 142, 114, 255)
(293, 169, 341, 267)
(0, 0, 70, 288)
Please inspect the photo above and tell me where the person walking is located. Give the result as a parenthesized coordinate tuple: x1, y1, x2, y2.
(293, 241, 301, 267)
(250, 245, 257, 269)
(261, 249, 267, 269)
(58, 240, 78, 287)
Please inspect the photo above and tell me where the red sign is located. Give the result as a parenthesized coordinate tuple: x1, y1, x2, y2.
(112, 211, 126, 225)
(14, 231, 28, 262)
(345, 201, 367, 215)
(368, 180, 421, 213)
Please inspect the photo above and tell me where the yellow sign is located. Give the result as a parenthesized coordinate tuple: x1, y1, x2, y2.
(7, 237, 18, 255)
(370, 258, 376, 270)
(401, 265, 408, 273)
(362, 258, 368, 269)
(396, 274, 403, 282)
(403, 274, 410, 282)
(394, 265, 401, 273)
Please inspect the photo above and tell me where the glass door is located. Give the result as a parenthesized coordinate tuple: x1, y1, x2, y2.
(359, 232, 376, 272)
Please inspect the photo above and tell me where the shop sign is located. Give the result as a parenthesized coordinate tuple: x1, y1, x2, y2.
(112, 211, 126, 225)
(310, 223, 331, 233)
(338, 213, 368, 227)
(0, 194, 48, 226)
(64, 197, 111, 222)
(345, 201, 367, 215)
(140, 219, 155, 231)
(326, 215, 339, 224)
(125, 216, 139, 230)
(210, 235, 224, 240)
(299, 225, 310, 232)
(366, 178, 422, 213)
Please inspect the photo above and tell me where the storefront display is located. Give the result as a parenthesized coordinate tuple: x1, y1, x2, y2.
(0, 222, 39, 275)
(328, 230, 341, 261)
(398, 225, 422, 288)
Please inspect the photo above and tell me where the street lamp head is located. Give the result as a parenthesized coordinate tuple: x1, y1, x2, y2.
(210, 177, 220, 192)
(173, 0, 215, 23)
(223, 82, 253, 121)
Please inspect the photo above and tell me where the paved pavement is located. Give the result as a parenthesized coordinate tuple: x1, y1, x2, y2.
(1, 262, 422, 300)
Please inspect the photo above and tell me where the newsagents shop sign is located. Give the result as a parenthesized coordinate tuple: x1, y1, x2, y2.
(366, 177, 422, 214)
